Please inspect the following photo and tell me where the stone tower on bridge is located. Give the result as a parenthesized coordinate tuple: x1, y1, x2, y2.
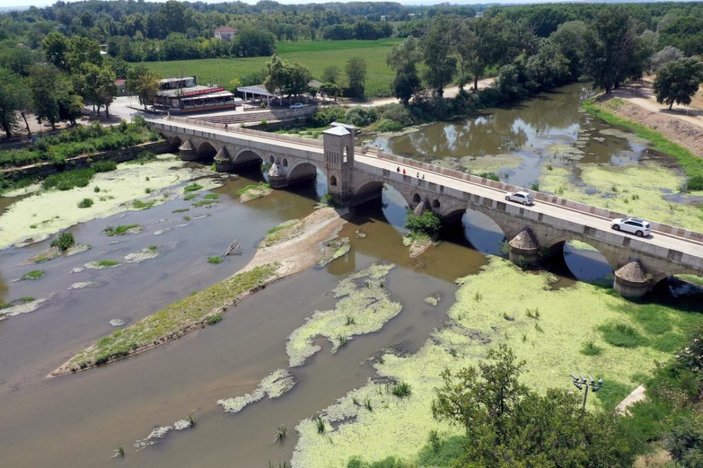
(323, 124, 355, 206)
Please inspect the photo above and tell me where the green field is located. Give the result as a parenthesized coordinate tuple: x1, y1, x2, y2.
(140, 39, 401, 98)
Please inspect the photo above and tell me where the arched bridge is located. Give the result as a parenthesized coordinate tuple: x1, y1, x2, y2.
(149, 117, 703, 298)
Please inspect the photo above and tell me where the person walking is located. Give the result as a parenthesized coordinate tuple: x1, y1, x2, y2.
(402, 169, 406, 175)
(396, 166, 400, 173)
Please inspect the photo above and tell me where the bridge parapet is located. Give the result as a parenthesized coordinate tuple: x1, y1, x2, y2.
(365, 147, 703, 244)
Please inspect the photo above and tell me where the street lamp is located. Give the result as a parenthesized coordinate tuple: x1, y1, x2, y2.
(571, 374, 604, 409)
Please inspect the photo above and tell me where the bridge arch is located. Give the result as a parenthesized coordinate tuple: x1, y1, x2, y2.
(459, 208, 507, 255)
(167, 135, 182, 150)
(233, 149, 264, 171)
(550, 239, 613, 285)
(354, 180, 386, 204)
(196, 141, 217, 162)
(287, 161, 319, 187)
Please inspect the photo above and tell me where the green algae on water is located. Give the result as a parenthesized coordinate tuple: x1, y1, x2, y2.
(291, 258, 703, 467)
(286, 264, 401, 367)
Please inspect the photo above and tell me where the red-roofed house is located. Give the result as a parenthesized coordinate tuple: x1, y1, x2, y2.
(214, 26, 238, 41)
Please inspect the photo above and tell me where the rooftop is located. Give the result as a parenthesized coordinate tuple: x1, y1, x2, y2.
(237, 85, 276, 97)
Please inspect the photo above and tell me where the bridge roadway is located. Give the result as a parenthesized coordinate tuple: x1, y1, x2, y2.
(154, 117, 703, 261)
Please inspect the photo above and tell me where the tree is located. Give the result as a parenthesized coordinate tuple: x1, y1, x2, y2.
(77, 64, 117, 117)
(387, 36, 422, 104)
(65, 36, 102, 73)
(584, 8, 645, 94)
(650, 45, 684, 72)
(29, 64, 63, 130)
(43, 32, 70, 71)
(654, 58, 703, 110)
(0, 68, 24, 138)
(421, 16, 456, 97)
(345, 56, 367, 99)
(432, 345, 635, 467)
(549, 20, 589, 81)
(126, 65, 160, 109)
(264, 55, 312, 97)
(321, 65, 340, 85)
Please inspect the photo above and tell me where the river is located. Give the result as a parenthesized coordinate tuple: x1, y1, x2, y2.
(0, 83, 698, 467)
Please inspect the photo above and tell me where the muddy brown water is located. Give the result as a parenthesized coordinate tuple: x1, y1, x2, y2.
(0, 87, 648, 466)
(373, 83, 653, 188)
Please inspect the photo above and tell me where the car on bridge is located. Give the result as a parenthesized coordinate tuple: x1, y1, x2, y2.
(505, 191, 534, 206)
(289, 103, 307, 109)
(610, 217, 652, 237)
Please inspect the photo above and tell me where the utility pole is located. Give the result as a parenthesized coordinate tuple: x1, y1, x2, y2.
(571, 374, 604, 409)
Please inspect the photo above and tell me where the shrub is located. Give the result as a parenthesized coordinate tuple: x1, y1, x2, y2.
(308, 106, 346, 127)
(77, 198, 94, 208)
(580, 341, 603, 356)
(600, 322, 646, 348)
(686, 175, 703, 191)
(378, 103, 415, 126)
(345, 107, 378, 127)
(374, 119, 404, 133)
(51, 232, 75, 251)
(208, 256, 223, 264)
(21, 270, 45, 281)
(42, 168, 95, 191)
(92, 160, 117, 173)
(390, 381, 412, 398)
(206, 313, 223, 325)
(184, 183, 203, 193)
(405, 211, 441, 237)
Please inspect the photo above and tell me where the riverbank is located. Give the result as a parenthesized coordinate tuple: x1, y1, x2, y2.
(582, 97, 703, 177)
(50, 206, 347, 376)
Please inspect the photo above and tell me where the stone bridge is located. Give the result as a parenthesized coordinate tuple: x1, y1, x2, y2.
(149, 117, 703, 298)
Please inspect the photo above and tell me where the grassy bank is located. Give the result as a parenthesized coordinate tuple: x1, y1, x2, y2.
(582, 98, 703, 183)
(54, 263, 278, 374)
(292, 258, 703, 467)
(142, 39, 400, 98)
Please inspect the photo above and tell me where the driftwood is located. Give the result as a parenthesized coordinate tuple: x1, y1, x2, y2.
(225, 240, 241, 256)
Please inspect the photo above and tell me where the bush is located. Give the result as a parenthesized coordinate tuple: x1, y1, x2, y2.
(92, 160, 117, 173)
(206, 313, 223, 325)
(345, 107, 378, 127)
(374, 119, 404, 133)
(308, 106, 346, 127)
(378, 103, 415, 127)
(42, 168, 95, 191)
(390, 381, 412, 398)
(600, 322, 647, 348)
(207, 256, 223, 264)
(51, 231, 75, 251)
(686, 175, 703, 191)
(405, 211, 441, 237)
(77, 198, 94, 208)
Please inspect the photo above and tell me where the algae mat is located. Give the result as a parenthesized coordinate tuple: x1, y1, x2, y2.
(0, 155, 218, 249)
(292, 258, 702, 467)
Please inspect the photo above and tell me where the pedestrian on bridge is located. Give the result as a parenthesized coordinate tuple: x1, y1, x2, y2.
(396, 166, 400, 173)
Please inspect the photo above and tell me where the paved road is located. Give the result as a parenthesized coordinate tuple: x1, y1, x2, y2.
(152, 118, 703, 259)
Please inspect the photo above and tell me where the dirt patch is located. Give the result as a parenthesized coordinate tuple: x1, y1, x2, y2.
(606, 87, 703, 156)
(244, 206, 347, 277)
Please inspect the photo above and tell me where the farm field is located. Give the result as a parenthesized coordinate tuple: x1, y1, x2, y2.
(140, 39, 402, 98)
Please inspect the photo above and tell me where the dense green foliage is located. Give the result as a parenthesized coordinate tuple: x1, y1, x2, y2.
(405, 211, 441, 237)
(0, 120, 155, 169)
(430, 345, 635, 466)
(654, 58, 703, 110)
(50, 231, 75, 252)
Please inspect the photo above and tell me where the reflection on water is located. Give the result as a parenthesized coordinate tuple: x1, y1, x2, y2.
(563, 241, 613, 286)
(461, 210, 506, 255)
(376, 83, 646, 187)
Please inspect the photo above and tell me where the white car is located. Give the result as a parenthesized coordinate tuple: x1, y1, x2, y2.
(505, 191, 534, 206)
(610, 217, 652, 237)
(289, 103, 306, 109)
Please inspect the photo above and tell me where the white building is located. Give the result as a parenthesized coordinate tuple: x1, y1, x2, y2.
(214, 26, 238, 41)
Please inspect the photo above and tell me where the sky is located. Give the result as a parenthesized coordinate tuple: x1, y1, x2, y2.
(0, 0, 579, 10)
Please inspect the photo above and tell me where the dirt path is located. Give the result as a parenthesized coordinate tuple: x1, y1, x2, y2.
(598, 91, 703, 157)
(352, 77, 495, 108)
(612, 79, 703, 131)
